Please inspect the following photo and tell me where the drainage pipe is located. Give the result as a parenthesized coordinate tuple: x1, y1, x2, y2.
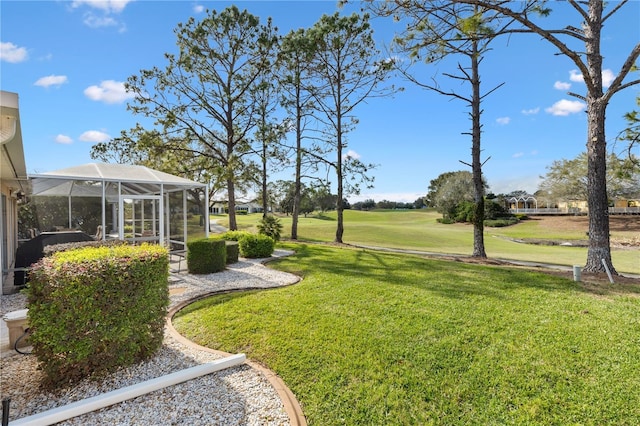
(10, 353, 246, 426)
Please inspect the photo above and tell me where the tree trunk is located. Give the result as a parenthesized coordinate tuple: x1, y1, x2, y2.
(470, 39, 487, 258)
(583, 0, 615, 274)
(291, 102, 303, 240)
(584, 98, 615, 273)
(261, 138, 268, 219)
(227, 177, 237, 231)
(335, 135, 344, 244)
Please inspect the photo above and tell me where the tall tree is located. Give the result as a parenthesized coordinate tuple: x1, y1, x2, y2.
(251, 67, 282, 218)
(278, 28, 323, 239)
(369, 2, 509, 257)
(124, 6, 278, 231)
(307, 12, 395, 243)
(451, 0, 640, 273)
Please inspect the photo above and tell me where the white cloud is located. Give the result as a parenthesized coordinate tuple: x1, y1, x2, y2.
(602, 69, 616, 88)
(83, 13, 119, 29)
(569, 69, 584, 83)
(55, 134, 74, 144)
(84, 80, 135, 104)
(34, 75, 68, 88)
(194, 4, 205, 13)
(0, 42, 28, 63)
(545, 99, 586, 116)
(71, 0, 132, 13)
(55, 133, 73, 145)
(554, 81, 571, 90)
(79, 130, 110, 143)
(496, 117, 511, 125)
(521, 107, 540, 115)
(512, 152, 524, 158)
(568, 68, 615, 88)
(345, 150, 361, 160)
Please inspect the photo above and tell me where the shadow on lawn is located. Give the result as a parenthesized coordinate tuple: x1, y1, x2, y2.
(276, 243, 640, 300)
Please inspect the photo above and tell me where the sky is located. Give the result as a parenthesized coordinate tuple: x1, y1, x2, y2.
(2, 0, 639, 203)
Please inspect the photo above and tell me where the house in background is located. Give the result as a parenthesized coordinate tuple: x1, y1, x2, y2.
(1, 91, 28, 294)
(210, 200, 264, 215)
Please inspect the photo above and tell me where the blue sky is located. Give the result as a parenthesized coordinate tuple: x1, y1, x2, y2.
(2, 0, 639, 203)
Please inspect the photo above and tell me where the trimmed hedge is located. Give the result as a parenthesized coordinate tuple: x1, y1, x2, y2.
(187, 238, 226, 274)
(238, 234, 275, 258)
(225, 240, 239, 264)
(220, 230, 252, 242)
(43, 239, 130, 256)
(26, 243, 169, 387)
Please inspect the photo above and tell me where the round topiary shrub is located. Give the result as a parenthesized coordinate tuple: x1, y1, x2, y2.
(238, 234, 275, 258)
(187, 238, 226, 274)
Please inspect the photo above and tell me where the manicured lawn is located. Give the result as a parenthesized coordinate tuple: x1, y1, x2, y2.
(221, 210, 640, 274)
(173, 243, 640, 425)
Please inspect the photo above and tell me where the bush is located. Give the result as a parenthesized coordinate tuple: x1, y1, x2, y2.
(484, 218, 520, 227)
(26, 243, 169, 387)
(187, 238, 226, 274)
(43, 239, 129, 256)
(220, 230, 252, 242)
(437, 218, 455, 224)
(257, 215, 283, 242)
(238, 234, 275, 258)
(225, 240, 239, 264)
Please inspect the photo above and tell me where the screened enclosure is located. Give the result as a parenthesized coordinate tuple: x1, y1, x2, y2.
(24, 163, 209, 251)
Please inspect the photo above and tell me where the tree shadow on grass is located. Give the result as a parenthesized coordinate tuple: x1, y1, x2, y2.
(277, 243, 640, 300)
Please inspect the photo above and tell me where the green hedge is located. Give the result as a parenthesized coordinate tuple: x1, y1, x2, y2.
(187, 238, 226, 273)
(238, 234, 275, 258)
(220, 230, 252, 242)
(225, 240, 239, 264)
(26, 243, 169, 387)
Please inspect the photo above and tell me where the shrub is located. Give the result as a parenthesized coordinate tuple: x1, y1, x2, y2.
(485, 218, 520, 227)
(225, 240, 239, 264)
(26, 243, 169, 387)
(257, 215, 282, 242)
(187, 238, 226, 274)
(238, 234, 275, 258)
(437, 218, 455, 224)
(220, 230, 252, 242)
(43, 239, 129, 256)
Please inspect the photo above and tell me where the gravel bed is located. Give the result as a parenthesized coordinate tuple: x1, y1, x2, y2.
(0, 250, 299, 425)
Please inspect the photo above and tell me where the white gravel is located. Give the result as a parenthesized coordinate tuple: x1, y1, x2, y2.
(0, 250, 300, 425)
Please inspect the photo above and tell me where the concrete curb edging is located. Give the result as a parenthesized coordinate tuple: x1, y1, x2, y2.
(167, 294, 307, 426)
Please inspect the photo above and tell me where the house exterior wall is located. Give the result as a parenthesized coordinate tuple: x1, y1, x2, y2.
(1, 90, 28, 294)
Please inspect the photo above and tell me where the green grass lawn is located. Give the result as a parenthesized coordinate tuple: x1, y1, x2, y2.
(173, 243, 640, 425)
(220, 210, 639, 274)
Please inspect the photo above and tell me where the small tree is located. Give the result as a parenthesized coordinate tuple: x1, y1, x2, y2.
(432, 171, 476, 221)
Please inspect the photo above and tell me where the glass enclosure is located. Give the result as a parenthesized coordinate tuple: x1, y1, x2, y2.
(22, 169, 208, 251)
